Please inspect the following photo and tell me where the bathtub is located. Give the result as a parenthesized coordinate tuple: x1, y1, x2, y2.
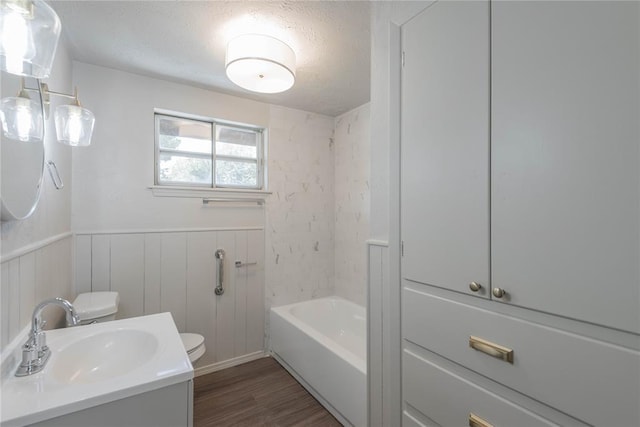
(270, 296, 366, 427)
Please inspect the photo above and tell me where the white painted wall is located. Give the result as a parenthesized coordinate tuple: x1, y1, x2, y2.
(71, 62, 268, 232)
(334, 103, 370, 306)
(1, 42, 73, 256)
(0, 40, 75, 351)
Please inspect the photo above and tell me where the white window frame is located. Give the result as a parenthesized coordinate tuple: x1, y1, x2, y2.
(154, 112, 265, 191)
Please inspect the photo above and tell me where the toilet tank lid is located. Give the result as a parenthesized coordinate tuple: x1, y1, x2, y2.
(73, 292, 120, 320)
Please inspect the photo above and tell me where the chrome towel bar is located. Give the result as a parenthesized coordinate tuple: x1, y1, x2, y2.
(202, 198, 264, 206)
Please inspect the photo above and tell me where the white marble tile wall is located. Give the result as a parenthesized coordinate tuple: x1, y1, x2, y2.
(265, 105, 336, 310)
(334, 103, 371, 306)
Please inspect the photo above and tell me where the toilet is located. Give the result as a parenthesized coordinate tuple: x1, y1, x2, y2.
(73, 291, 120, 324)
(72, 291, 206, 364)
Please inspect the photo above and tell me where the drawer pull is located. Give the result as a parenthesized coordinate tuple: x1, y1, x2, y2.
(469, 336, 514, 363)
(469, 413, 493, 427)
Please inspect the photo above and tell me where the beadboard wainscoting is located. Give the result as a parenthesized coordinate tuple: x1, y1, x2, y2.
(0, 234, 74, 351)
(367, 240, 388, 427)
(74, 228, 265, 373)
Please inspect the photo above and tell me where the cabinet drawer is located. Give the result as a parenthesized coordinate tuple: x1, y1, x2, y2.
(403, 348, 577, 427)
(403, 286, 640, 427)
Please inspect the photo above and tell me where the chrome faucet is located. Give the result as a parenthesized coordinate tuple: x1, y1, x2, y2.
(15, 298, 80, 377)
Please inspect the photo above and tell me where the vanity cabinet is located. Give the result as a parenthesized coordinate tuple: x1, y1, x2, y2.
(400, 1, 639, 426)
(28, 380, 193, 427)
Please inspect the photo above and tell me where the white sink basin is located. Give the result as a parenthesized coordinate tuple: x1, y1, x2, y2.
(51, 329, 159, 384)
(0, 313, 193, 426)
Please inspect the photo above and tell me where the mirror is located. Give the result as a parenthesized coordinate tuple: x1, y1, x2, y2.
(0, 75, 45, 221)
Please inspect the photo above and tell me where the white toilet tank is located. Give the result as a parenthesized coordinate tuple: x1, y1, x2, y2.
(73, 292, 120, 325)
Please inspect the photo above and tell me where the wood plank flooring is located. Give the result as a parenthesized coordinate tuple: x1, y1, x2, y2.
(194, 357, 342, 427)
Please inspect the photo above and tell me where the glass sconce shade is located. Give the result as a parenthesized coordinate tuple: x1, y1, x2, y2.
(0, 0, 61, 78)
(54, 104, 95, 146)
(0, 95, 43, 142)
(225, 34, 296, 94)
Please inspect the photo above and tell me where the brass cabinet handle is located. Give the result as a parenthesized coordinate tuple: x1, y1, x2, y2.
(469, 413, 493, 427)
(469, 282, 482, 292)
(469, 336, 514, 363)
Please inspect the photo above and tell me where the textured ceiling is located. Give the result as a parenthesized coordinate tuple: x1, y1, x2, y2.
(51, 0, 371, 117)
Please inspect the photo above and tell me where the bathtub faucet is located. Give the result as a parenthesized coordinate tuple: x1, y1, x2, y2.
(15, 298, 80, 377)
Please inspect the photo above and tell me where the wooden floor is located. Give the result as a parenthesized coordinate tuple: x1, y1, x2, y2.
(194, 357, 342, 427)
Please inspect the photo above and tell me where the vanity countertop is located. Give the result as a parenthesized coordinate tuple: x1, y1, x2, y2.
(0, 312, 193, 426)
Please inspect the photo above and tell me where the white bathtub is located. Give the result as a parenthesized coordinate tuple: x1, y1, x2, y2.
(270, 296, 366, 427)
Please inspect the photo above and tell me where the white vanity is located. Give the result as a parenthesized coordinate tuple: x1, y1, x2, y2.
(1, 313, 193, 427)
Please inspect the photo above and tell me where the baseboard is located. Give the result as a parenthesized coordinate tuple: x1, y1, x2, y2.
(271, 352, 352, 427)
(193, 351, 268, 377)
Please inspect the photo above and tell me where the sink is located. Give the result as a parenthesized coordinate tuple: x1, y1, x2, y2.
(51, 329, 159, 384)
(1, 312, 193, 426)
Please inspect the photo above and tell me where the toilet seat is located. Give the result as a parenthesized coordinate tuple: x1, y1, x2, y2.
(180, 333, 205, 363)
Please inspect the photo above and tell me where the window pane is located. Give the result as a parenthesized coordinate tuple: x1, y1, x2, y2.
(216, 141, 257, 158)
(215, 159, 257, 187)
(216, 125, 258, 158)
(158, 116, 212, 154)
(159, 152, 212, 185)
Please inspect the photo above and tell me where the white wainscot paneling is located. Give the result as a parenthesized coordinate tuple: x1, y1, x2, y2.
(74, 229, 267, 373)
(367, 240, 388, 427)
(1, 234, 74, 352)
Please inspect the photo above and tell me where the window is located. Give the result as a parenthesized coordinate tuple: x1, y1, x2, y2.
(155, 113, 264, 189)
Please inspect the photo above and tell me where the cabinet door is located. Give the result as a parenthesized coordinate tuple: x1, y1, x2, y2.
(492, 1, 640, 333)
(401, 0, 490, 297)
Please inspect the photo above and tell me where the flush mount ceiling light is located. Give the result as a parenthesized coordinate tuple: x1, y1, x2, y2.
(225, 34, 296, 94)
(0, 0, 61, 78)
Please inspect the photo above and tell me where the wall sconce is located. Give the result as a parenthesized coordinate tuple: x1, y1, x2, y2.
(0, 0, 95, 146)
(0, 82, 43, 142)
(0, 0, 61, 79)
(0, 78, 95, 146)
(225, 34, 296, 94)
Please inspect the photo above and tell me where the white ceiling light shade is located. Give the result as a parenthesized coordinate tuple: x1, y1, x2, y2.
(225, 34, 296, 94)
(0, 0, 61, 78)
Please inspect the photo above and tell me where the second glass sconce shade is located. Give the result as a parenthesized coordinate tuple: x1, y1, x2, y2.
(55, 104, 95, 147)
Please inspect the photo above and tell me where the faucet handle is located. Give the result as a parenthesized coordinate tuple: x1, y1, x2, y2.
(21, 344, 37, 363)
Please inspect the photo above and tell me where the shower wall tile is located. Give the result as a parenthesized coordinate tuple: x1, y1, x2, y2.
(265, 106, 336, 312)
(334, 103, 371, 306)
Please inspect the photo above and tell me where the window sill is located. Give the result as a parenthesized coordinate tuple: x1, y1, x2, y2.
(148, 185, 272, 201)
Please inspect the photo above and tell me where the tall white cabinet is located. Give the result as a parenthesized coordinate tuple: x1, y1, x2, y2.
(491, 0, 639, 333)
(400, 1, 640, 426)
